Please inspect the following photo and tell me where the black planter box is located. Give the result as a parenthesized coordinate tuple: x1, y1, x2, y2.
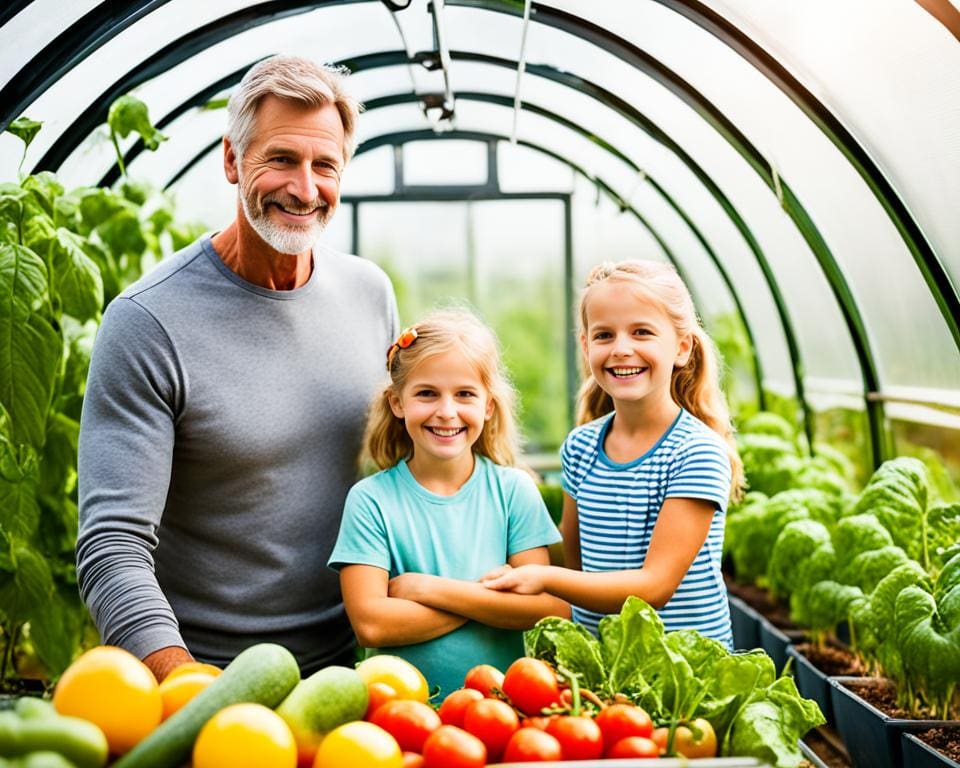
(830, 676, 950, 768)
(799, 738, 830, 768)
(729, 595, 762, 651)
(787, 645, 834, 727)
(758, 617, 804, 675)
(902, 727, 960, 768)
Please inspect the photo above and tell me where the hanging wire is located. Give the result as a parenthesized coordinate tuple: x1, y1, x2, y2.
(429, 0, 456, 130)
(382, 0, 419, 99)
(510, 0, 533, 145)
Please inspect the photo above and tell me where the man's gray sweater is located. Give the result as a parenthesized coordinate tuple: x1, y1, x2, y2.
(77, 237, 397, 671)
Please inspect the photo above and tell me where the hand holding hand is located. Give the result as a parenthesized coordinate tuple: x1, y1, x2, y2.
(481, 564, 549, 595)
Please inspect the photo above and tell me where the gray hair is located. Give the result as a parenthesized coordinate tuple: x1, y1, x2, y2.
(226, 55, 361, 162)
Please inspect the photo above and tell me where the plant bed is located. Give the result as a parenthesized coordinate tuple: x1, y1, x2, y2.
(830, 676, 951, 768)
(788, 643, 865, 727)
(729, 594, 762, 650)
(724, 577, 796, 630)
(902, 726, 960, 768)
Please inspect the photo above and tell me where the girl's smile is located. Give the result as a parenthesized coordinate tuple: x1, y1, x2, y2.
(389, 349, 494, 481)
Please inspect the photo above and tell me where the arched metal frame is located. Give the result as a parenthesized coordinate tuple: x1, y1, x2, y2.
(6, 0, 956, 466)
(101, 77, 770, 415)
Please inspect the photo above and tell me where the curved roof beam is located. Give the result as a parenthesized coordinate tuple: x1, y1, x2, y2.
(21, 10, 830, 452)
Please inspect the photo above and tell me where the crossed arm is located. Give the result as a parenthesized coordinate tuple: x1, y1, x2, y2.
(340, 546, 571, 648)
(482, 492, 716, 613)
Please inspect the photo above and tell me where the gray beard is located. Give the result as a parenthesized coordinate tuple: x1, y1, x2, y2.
(239, 183, 330, 256)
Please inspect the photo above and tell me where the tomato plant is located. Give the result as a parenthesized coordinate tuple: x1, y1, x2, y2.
(606, 736, 660, 759)
(501, 658, 560, 716)
(437, 688, 484, 728)
(463, 664, 504, 697)
(545, 715, 603, 760)
(421, 725, 486, 768)
(595, 703, 653, 746)
(371, 700, 441, 753)
(502, 728, 563, 762)
(462, 698, 519, 761)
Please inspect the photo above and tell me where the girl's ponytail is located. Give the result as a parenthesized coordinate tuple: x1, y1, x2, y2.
(672, 327, 745, 501)
(575, 372, 612, 426)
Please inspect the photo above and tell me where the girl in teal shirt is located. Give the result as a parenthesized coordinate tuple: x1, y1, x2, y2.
(329, 309, 569, 695)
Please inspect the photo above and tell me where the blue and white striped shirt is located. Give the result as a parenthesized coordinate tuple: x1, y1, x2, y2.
(561, 409, 733, 648)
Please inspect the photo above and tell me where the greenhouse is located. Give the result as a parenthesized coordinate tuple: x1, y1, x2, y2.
(1, 1, 958, 767)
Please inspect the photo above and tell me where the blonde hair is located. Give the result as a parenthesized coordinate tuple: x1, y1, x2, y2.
(364, 309, 520, 470)
(227, 55, 361, 162)
(576, 260, 744, 500)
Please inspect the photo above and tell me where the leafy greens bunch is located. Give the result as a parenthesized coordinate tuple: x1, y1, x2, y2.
(0, 99, 203, 688)
(524, 596, 824, 768)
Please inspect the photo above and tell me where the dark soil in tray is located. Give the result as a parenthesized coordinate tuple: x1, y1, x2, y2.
(793, 642, 864, 677)
(842, 677, 915, 719)
(724, 577, 797, 629)
(803, 727, 852, 768)
(914, 727, 960, 764)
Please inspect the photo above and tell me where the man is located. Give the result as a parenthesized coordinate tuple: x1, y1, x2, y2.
(77, 55, 398, 681)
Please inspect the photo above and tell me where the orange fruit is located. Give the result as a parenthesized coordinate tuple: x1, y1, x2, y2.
(313, 721, 402, 768)
(193, 703, 297, 768)
(355, 656, 429, 704)
(53, 645, 162, 754)
(158, 671, 217, 719)
(164, 661, 222, 681)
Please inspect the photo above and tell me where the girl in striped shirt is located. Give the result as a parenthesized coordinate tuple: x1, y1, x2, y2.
(483, 260, 744, 647)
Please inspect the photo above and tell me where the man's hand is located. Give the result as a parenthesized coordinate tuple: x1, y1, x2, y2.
(481, 564, 549, 594)
(143, 645, 194, 682)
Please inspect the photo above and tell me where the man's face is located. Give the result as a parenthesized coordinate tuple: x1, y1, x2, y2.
(228, 95, 345, 255)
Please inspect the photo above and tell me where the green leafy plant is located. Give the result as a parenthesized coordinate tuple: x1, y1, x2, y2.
(524, 597, 824, 767)
(0, 96, 197, 690)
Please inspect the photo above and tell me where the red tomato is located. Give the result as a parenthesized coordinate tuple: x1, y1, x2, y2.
(421, 725, 487, 768)
(546, 715, 604, 760)
(520, 716, 553, 731)
(463, 664, 504, 697)
(606, 736, 660, 759)
(462, 698, 519, 761)
(501, 658, 560, 716)
(502, 728, 563, 762)
(402, 752, 425, 768)
(365, 681, 400, 720)
(596, 703, 654, 747)
(371, 700, 442, 753)
(438, 688, 484, 728)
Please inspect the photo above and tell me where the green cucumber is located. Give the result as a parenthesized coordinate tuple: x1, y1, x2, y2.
(112, 643, 300, 768)
(0, 710, 106, 768)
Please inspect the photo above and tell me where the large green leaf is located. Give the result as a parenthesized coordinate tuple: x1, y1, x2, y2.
(28, 587, 82, 677)
(0, 183, 28, 245)
(0, 539, 53, 625)
(108, 95, 168, 151)
(0, 243, 62, 449)
(52, 228, 103, 322)
(0, 436, 40, 540)
(22, 173, 64, 219)
(5, 117, 43, 150)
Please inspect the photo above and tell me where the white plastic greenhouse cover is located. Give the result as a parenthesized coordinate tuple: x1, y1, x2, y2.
(1, 0, 958, 458)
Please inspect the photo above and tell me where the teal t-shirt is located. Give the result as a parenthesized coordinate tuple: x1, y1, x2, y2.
(328, 455, 561, 696)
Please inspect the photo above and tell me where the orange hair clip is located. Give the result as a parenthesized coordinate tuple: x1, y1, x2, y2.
(386, 326, 418, 370)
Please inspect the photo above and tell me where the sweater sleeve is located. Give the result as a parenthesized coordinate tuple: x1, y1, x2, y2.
(76, 297, 186, 659)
